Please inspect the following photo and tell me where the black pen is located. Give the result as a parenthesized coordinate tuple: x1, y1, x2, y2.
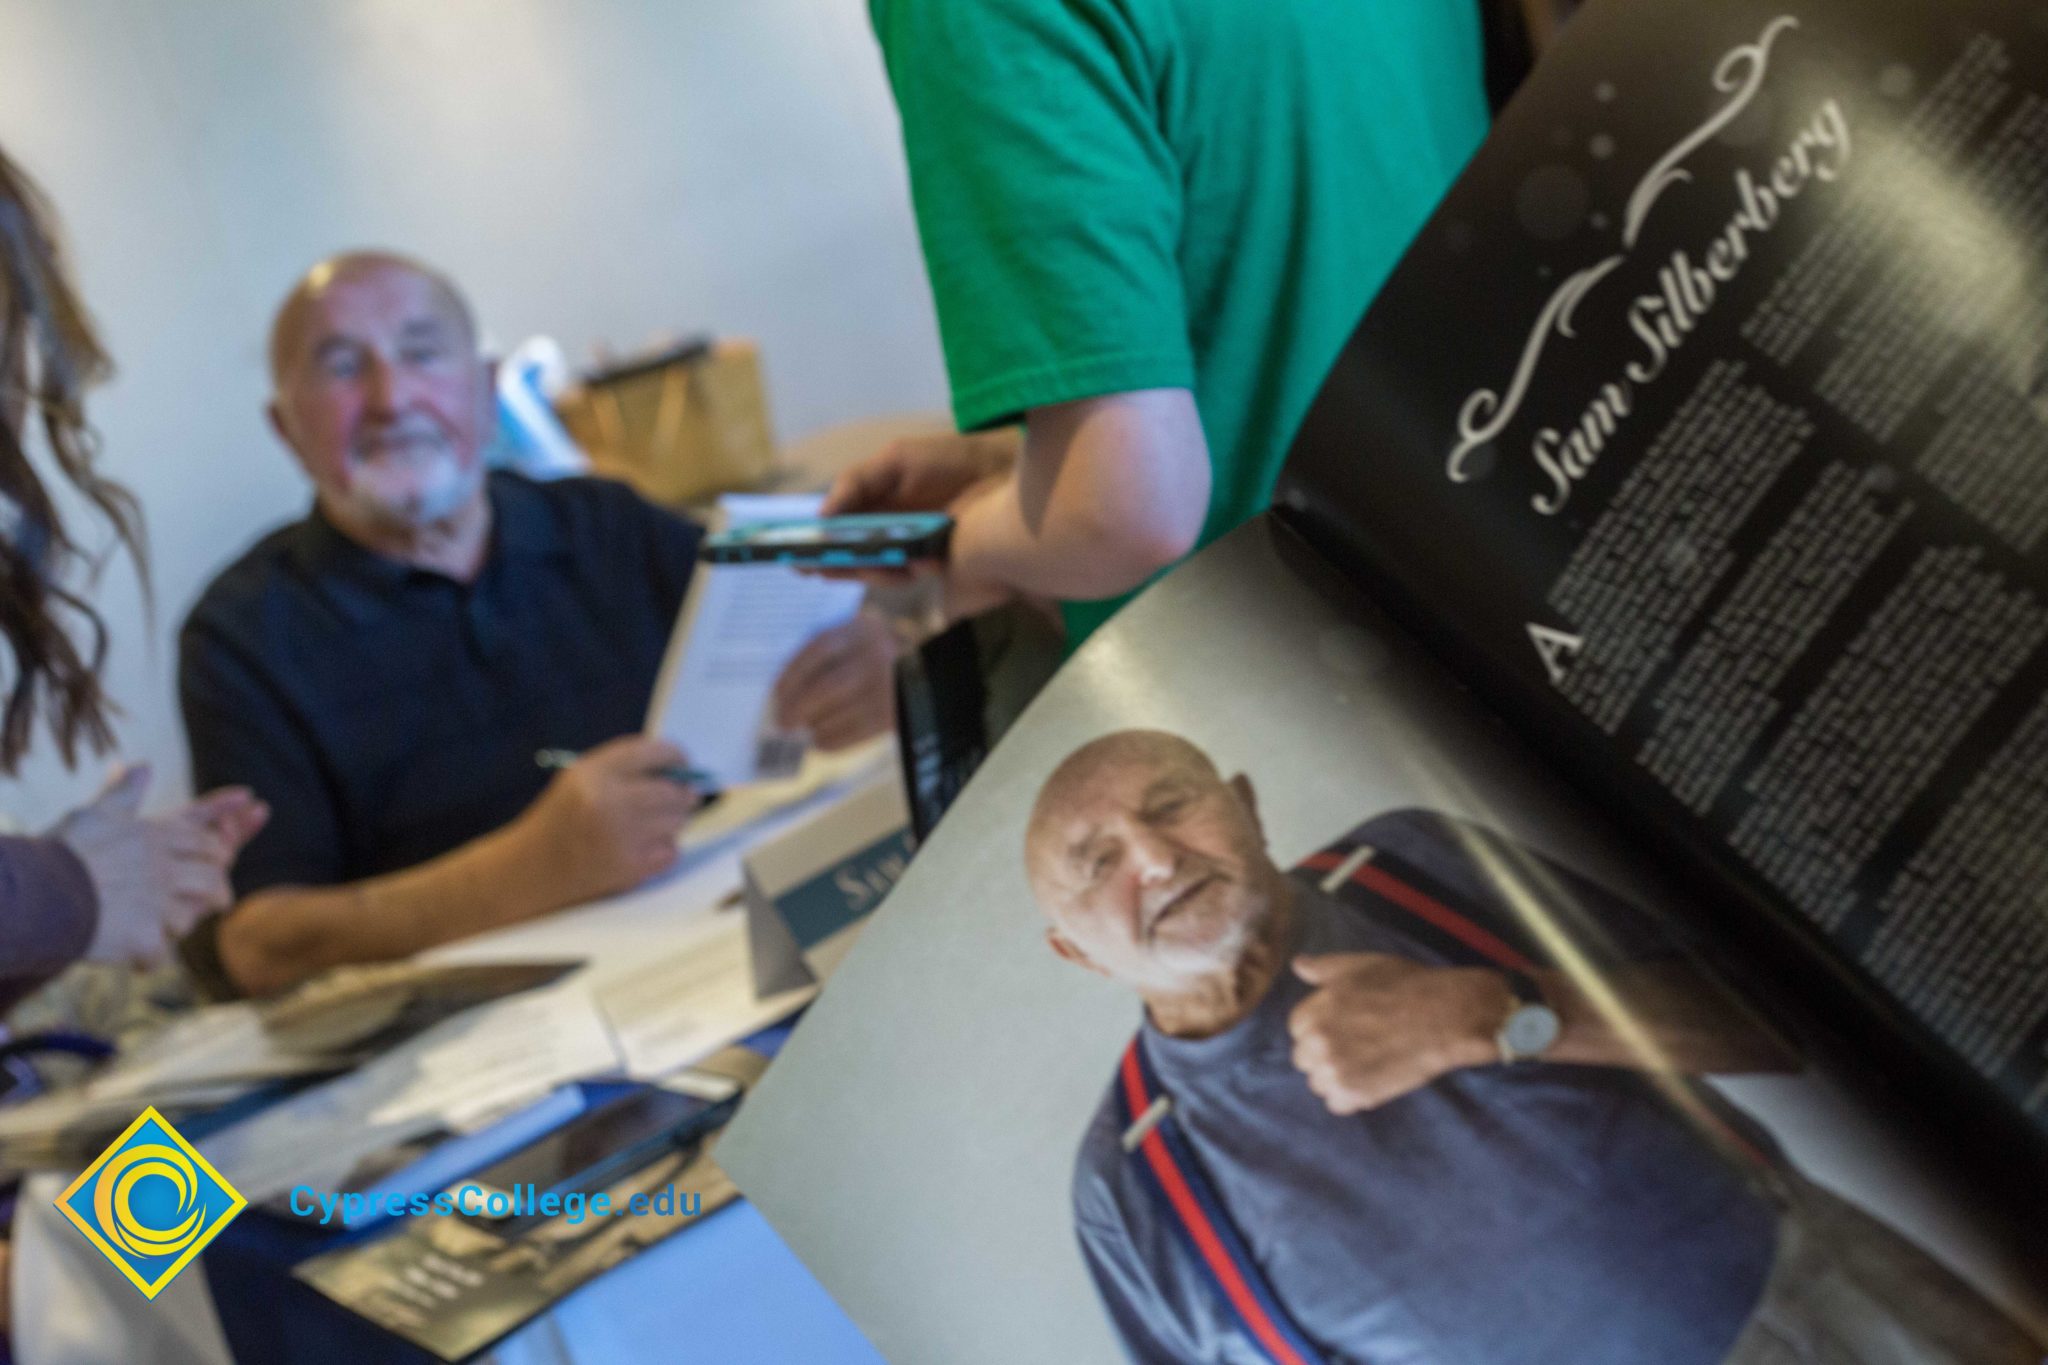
(534, 748, 717, 787)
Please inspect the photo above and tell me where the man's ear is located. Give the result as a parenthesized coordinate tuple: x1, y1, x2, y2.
(1229, 772, 1265, 841)
(266, 401, 312, 478)
(1046, 927, 1108, 978)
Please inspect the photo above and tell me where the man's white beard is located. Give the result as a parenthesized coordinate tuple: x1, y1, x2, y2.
(338, 443, 483, 532)
(1123, 909, 1260, 996)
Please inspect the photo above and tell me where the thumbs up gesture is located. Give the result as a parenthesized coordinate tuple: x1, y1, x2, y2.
(52, 765, 269, 967)
(1286, 953, 1509, 1115)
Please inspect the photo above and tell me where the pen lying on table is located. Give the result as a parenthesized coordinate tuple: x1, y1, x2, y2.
(534, 748, 719, 788)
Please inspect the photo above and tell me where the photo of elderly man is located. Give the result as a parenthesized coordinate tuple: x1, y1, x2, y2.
(1026, 730, 2038, 1365)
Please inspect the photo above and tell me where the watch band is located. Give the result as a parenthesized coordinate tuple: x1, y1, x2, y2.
(1501, 968, 1544, 1007)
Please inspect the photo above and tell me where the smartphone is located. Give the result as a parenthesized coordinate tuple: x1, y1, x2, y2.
(701, 512, 953, 567)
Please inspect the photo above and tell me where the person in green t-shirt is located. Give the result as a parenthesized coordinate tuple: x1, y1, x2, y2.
(827, 0, 1491, 647)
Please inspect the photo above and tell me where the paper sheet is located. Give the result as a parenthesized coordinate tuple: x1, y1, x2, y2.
(366, 983, 623, 1129)
(683, 735, 896, 850)
(645, 492, 866, 787)
(592, 912, 816, 1079)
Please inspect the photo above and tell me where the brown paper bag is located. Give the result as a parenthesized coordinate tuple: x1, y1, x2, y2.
(555, 338, 778, 508)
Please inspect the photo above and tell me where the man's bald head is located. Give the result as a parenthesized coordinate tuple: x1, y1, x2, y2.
(1024, 730, 1282, 996)
(267, 250, 476, 387)
(1025, 730, 1223, 885)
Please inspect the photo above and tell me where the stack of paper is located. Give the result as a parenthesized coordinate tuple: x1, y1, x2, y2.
(365, 983, 624, 1129)
(202, 983, 624, 1204)
(592, 912, 817, 1080)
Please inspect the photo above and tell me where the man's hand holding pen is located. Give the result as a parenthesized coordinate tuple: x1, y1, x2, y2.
(514, 736, 705, 906)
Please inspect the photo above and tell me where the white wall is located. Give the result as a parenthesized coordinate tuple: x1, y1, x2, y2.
(0, 0, 949, 826)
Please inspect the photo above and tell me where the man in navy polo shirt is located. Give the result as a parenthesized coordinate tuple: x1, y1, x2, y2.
(178, 252, 898, 999)
(1025, 730, 2037, 1365)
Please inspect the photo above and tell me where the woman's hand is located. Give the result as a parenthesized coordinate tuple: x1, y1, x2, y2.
(53, 765, 270, 966)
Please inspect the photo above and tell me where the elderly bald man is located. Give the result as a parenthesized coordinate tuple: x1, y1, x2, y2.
(177, 251, 898, 998)
(1027, 729, 2037, 1365)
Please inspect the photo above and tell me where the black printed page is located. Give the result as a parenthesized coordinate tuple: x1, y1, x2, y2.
(1278, 0, 2048, 1157)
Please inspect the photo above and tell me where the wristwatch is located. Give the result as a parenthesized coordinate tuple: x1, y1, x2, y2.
(1494, 970, 1561, 1064)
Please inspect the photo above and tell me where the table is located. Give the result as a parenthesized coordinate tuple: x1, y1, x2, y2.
(12, 760, 893, 1365)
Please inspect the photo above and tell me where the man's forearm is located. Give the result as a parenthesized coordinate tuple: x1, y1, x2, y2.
(1291, 951, 1798, 1114)
(1531, 961, 1798, 1076)
(217, 821, 566, 997)
(951, 477, 1164, 607)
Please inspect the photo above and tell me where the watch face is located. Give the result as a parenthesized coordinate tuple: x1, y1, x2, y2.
(1502, 1003, 1562, 1060)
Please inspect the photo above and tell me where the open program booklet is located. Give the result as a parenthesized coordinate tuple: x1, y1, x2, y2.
(722, 1, 2048, 1361)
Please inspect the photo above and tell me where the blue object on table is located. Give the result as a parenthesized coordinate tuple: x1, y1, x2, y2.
(0, 1029, 115, 1105)
(740, 1019, 799, 1059)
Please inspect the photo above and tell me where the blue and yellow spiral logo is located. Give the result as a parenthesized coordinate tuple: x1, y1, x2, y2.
(56, 1106, 245, 1299)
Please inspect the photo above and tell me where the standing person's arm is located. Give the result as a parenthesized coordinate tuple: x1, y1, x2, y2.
(829, 392, 1208, 620)
(834, 0, 1207, 616)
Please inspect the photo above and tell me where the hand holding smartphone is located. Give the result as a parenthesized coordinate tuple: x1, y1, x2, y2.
(700, 512, 953, 568)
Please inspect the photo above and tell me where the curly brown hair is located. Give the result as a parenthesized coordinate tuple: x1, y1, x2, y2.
(0, 146, 145, 775)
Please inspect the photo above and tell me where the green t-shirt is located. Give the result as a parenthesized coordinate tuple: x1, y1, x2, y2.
(872, 0, 1489, 644)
